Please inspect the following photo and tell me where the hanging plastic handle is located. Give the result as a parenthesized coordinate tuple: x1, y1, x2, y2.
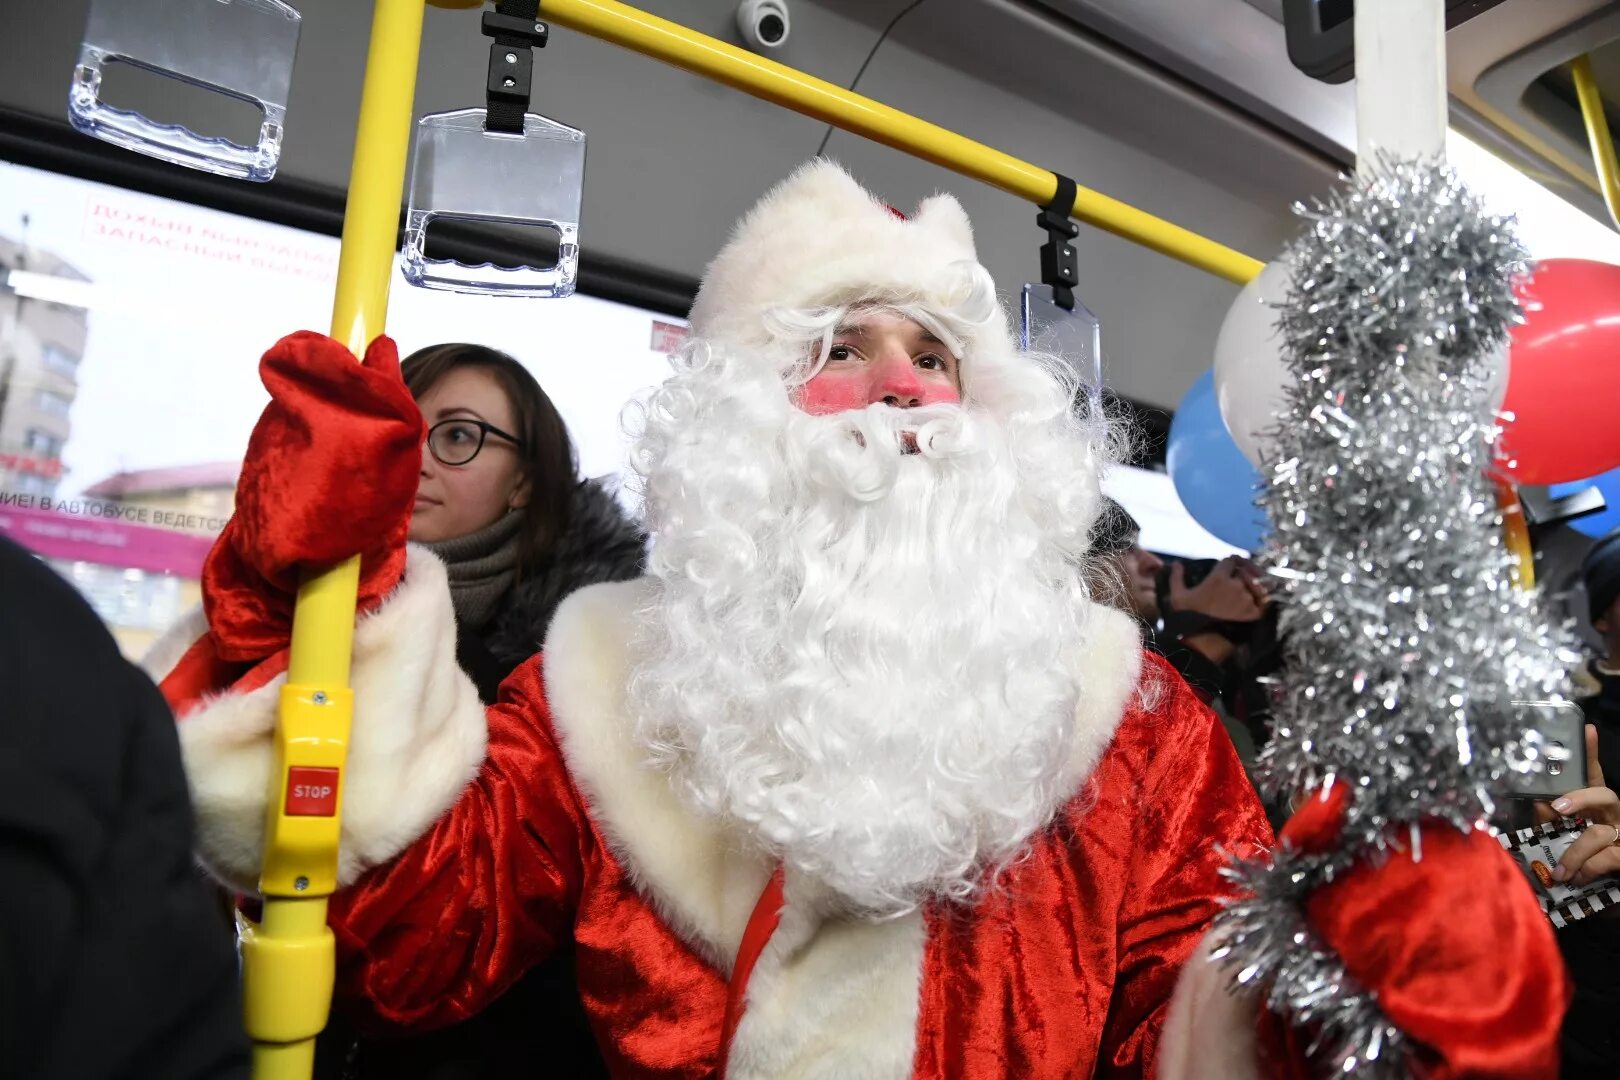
(68, 0, 302, 182)
(402, 108, 587, 298)
(1021, 282, 1103, 411)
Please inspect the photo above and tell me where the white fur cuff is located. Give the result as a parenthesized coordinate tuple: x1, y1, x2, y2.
(1157, 933, 1260, 1080)
(171, 547, 487, 893)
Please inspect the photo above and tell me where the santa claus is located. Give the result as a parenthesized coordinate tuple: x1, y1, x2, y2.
(149, 161, 1565, 1078)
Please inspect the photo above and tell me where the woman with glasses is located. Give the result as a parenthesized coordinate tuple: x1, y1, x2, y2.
(320, 342, 640, 1080)
(403, 343, 645, 704)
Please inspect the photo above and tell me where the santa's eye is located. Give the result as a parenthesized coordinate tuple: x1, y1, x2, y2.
(827, 344, 859, 363)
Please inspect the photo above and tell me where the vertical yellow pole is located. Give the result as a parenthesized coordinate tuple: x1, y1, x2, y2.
(327, 0, 429, 358)
(241, 2, 426, 1078)
(1495, 480, 1536, 591)
(1571, 54, 1620, 231)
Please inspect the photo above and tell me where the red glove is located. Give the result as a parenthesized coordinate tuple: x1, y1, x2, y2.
(1259, 783, 1570, 1079)
(161, 332, 423, 711)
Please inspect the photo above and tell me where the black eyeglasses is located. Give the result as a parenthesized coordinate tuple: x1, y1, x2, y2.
(426, 418, 524, 467)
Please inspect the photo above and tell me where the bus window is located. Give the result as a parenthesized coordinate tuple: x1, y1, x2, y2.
(0, 159, 683, 657)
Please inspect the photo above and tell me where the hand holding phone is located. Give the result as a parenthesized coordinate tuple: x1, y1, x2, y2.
(1166, 556, 1270, 623)
(1532, 724, 1620, 889)
(1507, 700, 1588, 801)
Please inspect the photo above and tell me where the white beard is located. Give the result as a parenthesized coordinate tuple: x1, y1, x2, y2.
(628, 333, 1105, 917)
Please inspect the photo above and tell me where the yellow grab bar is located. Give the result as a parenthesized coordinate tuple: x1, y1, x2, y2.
(1570, 54, 1620, 231)
(1495, 478, 1536, 591)
(244, 1, 427, 1077)
(537, 0, 1263, 285)
(531, 3, 1544, 596)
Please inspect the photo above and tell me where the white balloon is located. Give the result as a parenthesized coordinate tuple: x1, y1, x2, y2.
(1212, 258, 1291, 467)
(1211, 259, 1512, 466)
(1483, 338, 1510, 415)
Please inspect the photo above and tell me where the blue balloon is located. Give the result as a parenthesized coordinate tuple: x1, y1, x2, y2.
(1167, 370, 1270, 550)
(1550, 466, 1620, 538)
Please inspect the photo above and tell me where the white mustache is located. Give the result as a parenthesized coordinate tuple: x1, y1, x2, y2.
(788, 403, 989, 501)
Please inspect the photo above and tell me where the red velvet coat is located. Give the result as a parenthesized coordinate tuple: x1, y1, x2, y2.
(335, 576, 1274, 1077)
(156, 562, 1273, 1079)
(151, 324, 1572, 1080)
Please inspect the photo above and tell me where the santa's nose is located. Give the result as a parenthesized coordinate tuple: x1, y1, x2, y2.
(871, 353, 925, 409)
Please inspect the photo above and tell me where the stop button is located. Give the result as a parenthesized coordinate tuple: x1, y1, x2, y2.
(285, 767, 340, 816)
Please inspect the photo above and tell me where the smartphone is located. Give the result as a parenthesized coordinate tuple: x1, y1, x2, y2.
(1157, 558, 1217, 596)
(1505, 700, 1589, 801)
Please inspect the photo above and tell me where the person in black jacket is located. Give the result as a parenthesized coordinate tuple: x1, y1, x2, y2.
(0, 536, 248, 1080)
(1576, 528, 1620, 782)
(319, 343, 644, 1079)
(1086, 496, 1281, 804)
(1557, 526, 1620, 1076)
(1087, 496, 1271, 703)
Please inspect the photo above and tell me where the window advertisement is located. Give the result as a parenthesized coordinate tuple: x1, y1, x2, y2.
(0, 159, 685, 657)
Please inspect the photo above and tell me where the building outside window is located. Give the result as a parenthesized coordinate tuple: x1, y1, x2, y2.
(34, 387, 71, 416)
(13, 472, 53, 497)
(22, 427, 63, 457)
(41, 343, 79, 376)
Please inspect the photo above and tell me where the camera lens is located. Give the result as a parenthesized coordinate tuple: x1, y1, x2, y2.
(759, 13, 785, 43)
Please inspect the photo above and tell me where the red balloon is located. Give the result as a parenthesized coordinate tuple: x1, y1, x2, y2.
(1499, 258, 1620, 484)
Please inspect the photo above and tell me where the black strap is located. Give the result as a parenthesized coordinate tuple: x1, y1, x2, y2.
(1038, 173, 1080, 311)
(482, 1, 548, 135)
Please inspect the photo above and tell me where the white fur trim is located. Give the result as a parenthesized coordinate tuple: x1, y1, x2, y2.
(544, 579, 1145, 1079)
(174, 546, 487, 893)
(1057, 602, 1144, 800)
(139, 602, 210, 684)
(688, 161, 1003, 355)
(1157, 933, 1260, 1080)
(727, 870, 926, 1080)
(543, 578, 776, 972)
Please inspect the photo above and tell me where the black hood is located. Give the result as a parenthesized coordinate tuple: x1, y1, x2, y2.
(482, 477, 646, 674)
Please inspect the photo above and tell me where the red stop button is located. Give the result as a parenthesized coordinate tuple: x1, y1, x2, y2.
(285, 767, 340, 817)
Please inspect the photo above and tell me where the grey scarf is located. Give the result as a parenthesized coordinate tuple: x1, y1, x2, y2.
(423, 510, 523, 631)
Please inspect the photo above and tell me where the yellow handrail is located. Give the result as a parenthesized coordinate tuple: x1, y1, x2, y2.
(242, 1, 427, 1077)
(1495, 478, 1536, 590)
(1571, 54, 1620, 231)
(537, 0, 1264, 285)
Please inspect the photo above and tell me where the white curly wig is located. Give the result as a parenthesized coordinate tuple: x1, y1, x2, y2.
(626, 161, 1113, 915)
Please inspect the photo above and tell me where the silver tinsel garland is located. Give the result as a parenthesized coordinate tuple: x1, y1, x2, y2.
(1210, 157, 1579, 1076)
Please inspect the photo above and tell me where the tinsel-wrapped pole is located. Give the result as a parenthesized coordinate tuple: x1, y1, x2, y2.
(1207, 5, 1575, 1074)
(1212, 155, 1575, 1076)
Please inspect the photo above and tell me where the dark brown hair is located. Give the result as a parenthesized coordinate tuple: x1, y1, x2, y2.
(402, 343, 578, 578)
